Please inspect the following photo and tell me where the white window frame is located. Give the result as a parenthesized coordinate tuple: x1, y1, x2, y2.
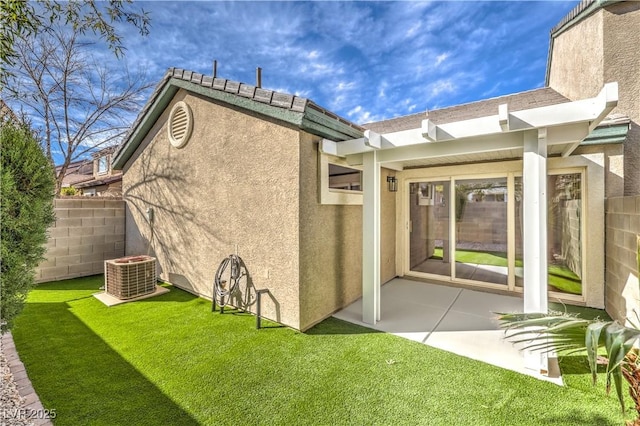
(97, 156, 109, 175)
(318, 150, 363, 205)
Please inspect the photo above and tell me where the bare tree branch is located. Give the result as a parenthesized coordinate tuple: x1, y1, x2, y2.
(1, 0, 150, 87)
(4, 25, 154, 194)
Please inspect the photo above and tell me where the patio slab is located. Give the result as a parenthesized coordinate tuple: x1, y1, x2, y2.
(333, 278, 563, 385)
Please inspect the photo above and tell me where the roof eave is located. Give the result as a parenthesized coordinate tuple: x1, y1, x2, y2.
(113, 74, 363, 170)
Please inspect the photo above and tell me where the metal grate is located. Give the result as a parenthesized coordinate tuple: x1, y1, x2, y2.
(105, 256, 157, 300)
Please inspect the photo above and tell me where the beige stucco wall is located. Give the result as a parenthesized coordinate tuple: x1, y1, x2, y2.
(548, 2, 640, 195)
(36, 198, 125, 282)
(603, 2, 640, 197)
(573, 144, 624, 197)
(605, 196, 640, 324)
(548, 9, 604, 100)
(297, 133, 397, 330)
(122, 90, 302, 329)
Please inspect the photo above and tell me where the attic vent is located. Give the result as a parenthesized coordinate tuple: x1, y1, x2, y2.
(168, 101, 193, 148)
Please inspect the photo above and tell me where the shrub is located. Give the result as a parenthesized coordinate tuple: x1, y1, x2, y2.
(60, 186, 79, 196)
(0, 121, 55, 332)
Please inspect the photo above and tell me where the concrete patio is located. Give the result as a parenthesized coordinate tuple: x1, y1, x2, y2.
(333, 278, 562, 385)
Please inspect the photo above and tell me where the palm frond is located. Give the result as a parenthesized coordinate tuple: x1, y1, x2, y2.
(498, 311, 640, 414)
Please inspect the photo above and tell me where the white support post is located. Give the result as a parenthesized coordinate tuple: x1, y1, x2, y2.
(522, 129, 549, 374)
(362, 150, 381, 324)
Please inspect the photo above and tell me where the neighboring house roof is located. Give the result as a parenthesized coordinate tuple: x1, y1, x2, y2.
(74, 173, 122, 189)
(362, 87, 570, 133)
(92, 144, 119, 158)
(56, 160, 94, 187)
(113, 68, 365, 169)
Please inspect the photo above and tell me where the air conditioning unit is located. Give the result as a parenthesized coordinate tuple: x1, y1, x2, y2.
(105, 256, 157, 300)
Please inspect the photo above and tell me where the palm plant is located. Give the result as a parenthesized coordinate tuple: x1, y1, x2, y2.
(499, 311, 640, 424)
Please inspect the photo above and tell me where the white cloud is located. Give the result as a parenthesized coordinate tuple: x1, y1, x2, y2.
(429, 79, 456, 98)
(434, 52, 449, 67)
(34, 0, 578, 134)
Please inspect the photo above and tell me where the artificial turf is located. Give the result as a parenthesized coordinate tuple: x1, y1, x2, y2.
(11, 276, 633, 425)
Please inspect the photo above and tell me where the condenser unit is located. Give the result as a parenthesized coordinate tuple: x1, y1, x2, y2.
(105, 256, 157, 300)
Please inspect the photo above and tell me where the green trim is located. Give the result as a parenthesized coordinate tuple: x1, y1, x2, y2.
(170, 79, 306, 128)
(581, 123, 629, 146)
(302, 106, 364, 140)
(112, 83, 178, 169)
(113, 76, 363, 170)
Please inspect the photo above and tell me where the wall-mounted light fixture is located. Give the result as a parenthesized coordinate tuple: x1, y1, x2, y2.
(387, 176, 398, 192)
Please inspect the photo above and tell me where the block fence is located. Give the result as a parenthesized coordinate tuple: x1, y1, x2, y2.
(605, 196, 640, 323)
(35, 198, 125, 283)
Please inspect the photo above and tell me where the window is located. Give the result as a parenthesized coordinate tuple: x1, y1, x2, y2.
(547, 172, 583, 296)
(328, 164, 362, 191)
(98, 156, 108, 175)
(318, 149, 363, 205)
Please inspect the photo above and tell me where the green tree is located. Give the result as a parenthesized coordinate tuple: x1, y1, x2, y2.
(0, 121, 55, 332)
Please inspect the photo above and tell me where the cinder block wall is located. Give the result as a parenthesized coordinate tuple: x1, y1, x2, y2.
(605, 196, 640, 323)
(36, 198, 125, 282)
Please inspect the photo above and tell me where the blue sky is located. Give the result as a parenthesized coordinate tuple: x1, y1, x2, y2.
(10, 1, 580, 165)
(113, 0, 576, 125)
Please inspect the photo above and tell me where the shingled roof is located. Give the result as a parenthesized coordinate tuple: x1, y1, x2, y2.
(113, 68, 364, 169)
(362, 87, 570, 134)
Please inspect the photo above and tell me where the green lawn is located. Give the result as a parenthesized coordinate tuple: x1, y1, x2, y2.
(11, 276, 632, 425)
(431, 248, 582, 294)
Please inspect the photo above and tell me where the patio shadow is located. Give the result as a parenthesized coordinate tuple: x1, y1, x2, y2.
(305, 317, 382, 335)
(12, 301, 198, 425)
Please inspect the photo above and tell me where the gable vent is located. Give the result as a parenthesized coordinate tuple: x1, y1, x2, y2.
(168, 101, 193, 148)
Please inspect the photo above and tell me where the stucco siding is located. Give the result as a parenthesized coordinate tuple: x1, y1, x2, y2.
(548, 9, 604, 100)
(297, 133, 397, 330)
(297, 133, 360, 331)
(603, 2, 640, 196)
(122, 89, 302, 329)
(549, 3, 640, 195)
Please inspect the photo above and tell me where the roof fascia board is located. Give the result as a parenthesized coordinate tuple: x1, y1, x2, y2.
(302, 106, 364, 140)
(112, 82, 178, 169)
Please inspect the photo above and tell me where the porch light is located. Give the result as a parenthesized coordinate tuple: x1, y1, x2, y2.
(387, 176, 398, 192)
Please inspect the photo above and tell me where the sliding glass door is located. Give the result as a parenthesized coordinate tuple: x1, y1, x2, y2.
(407, 171, 584, 296)
(408, 181, 451, 278)
(454, 177, 509, 285)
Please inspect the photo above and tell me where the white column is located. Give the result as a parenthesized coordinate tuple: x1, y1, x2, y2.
(522, 129, 549, 373)
(362, 150, 380, 324)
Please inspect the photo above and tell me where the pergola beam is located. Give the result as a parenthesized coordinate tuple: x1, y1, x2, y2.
(377, 132, 524, 164)
(326, 82, 616, 158)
